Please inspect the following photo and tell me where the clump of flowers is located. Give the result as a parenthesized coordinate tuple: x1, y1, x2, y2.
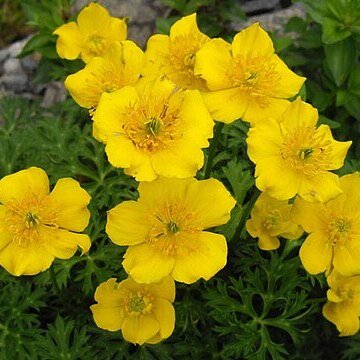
(53, 2, 127, 63)
(0, 167, 91, 276)
(246, 192, 303, 250)
(91, 276, 175, 345)
(247, 98, 351, 202)
(106, 177, 236, 284)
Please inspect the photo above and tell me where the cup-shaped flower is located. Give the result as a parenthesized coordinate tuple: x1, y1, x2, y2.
(0, 167, 91, 276)
(65, 41, 144, 112)
(53, 2, 127, 63)
(246, 192, 303, 250)
(106, 177, 236, 284)
(144, 13, 210, 91)
(93, 76, 214, 181)
(292, 173, 360, 276)
(247, 98, 351, 202)
(91, 276, 175, 345)
(194, 22, 305, 124)
(323, 270, 360, 336)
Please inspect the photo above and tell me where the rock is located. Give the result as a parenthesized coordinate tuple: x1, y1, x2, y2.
(3, 58, 22, 74)
(0, 48, 9, 63)
(21, 55, 39, 73)
(241, 0, 281, 13)
(7, 39, 27, 58)
(0, 73, 28, 92)
(41, 81, 67, 108)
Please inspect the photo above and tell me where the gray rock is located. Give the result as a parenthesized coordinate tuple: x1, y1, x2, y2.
(7, 39, 27, 58)
(3, 58, 23, 74)
(41, 81, 67, 108)
(241, 0, 281, 13)
(21, 55, 39, 73)
(0, 73, 28, 92)
(0, 48, 9, 63)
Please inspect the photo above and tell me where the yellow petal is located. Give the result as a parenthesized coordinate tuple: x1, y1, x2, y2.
(122, 314, 160, 345)
(152, 298, 175, 339)
(170, 13, 201, 38)
(0, 240, 54, 276)
(0, 205, 13, 251)
(202, 88, 248, 123)
(291, 197, 326, 233)
(39, 226, 91, 259)
(323, 302, 360, 336)
(333, 237, 360, 276)
(122, 244, 175, 284)
(171, 231, 227, 284)
(315, 126, 351, 170)
(147, 276, 176, 302)
(232, 23, 274, 57)
(144, 34, 171, 76)
(246, 117, 283, 159)
(53, 22, 83, 60)
(299, 232, 332, 274)
(258, 234, 280, 251)
(108, 17, 127, 41)
(298, 172, 342, 203)
(272, 54, 306, 98)
(254, 157, 300, 200)
(0, 167, 49, 204)
(194, 38, 232, 90)
(48, 178, 91, 232)
(280, 98, 318, 131)
(77, 3, 111, 35)
(185, 178, 236, 228)
(106, 137, 156, 181)
(93, 87, 139, 143)
(242, 97, 290, 125)
(106, 201, 150, 246)
(90, 303, 124, 332)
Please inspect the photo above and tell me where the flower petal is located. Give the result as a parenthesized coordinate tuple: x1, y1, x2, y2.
(0, 240, 54, 276)
(39, 226, 91, 259)
(122, 244, 175, 284)
(106, 201, 150, 246)
(0, 167, 49, 204)
(48, 178, 91, 232)
(77, 3, 111, 34)
(232, 23, 274, 57)
(299, 232, 332, 274)
(171, 231, 227, 284)
(53, 22, 83, 60)
(333, 237, 360, 276)
(202, 88, 248, 123)
(147, 276, 176, 302)
(323, 301, 360, 337)
(185, 178, 236, 228)
(122, 314, 160, 345)
(152, 298, 175, 339)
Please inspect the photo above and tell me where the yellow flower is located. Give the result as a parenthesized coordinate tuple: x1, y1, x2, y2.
(0, 167, 91, 276)
(93, 76, 214, 181)
(194, 23, 305, 124)
(65, 41, 144, 112)
(323, 270, 360, 336)
(246, 192, 303, 250)
(144, 13, 210, 90)
(106, 177, 236, 284)
(292, 173, 360, 276)
(53, 2, 127, 63)
(90, 276, 175, 345)
(247, 98, 351, 202)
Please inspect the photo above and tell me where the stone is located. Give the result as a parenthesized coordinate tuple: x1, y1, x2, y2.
(241, 0, 281, 13)
(41, 81, 67, 108)
(0, 48, 9, 63)
(3, 58, 22, 74)
(0, 73, 28, 92)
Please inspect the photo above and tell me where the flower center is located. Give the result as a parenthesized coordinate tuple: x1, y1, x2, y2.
(126, 293, 153, 316)
(167, 33, 209, 90)
(228, 55, 280, 106)
(262, 211, 280, 231)
(280, 125, 332, 175)
(147, 201, 202, 256)
(338, 285, 355, 301)
(87, 34, 107, 56)
(4, 196, 58, 247)
(119, 94, 182, 153)
(329, 217, 352, 246)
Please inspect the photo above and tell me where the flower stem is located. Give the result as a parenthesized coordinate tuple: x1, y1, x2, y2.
(204, 122, 224, 179)
(236, 188, 261, 236)
(49, 266, 61, 296)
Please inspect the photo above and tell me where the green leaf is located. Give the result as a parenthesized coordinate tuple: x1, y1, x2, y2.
(322, 17, 352, 44)
(156, 16, 180, 34)
(324, 37, 356, 86)
(318, 114, 341, 129)
(18, 33, 52, 58)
